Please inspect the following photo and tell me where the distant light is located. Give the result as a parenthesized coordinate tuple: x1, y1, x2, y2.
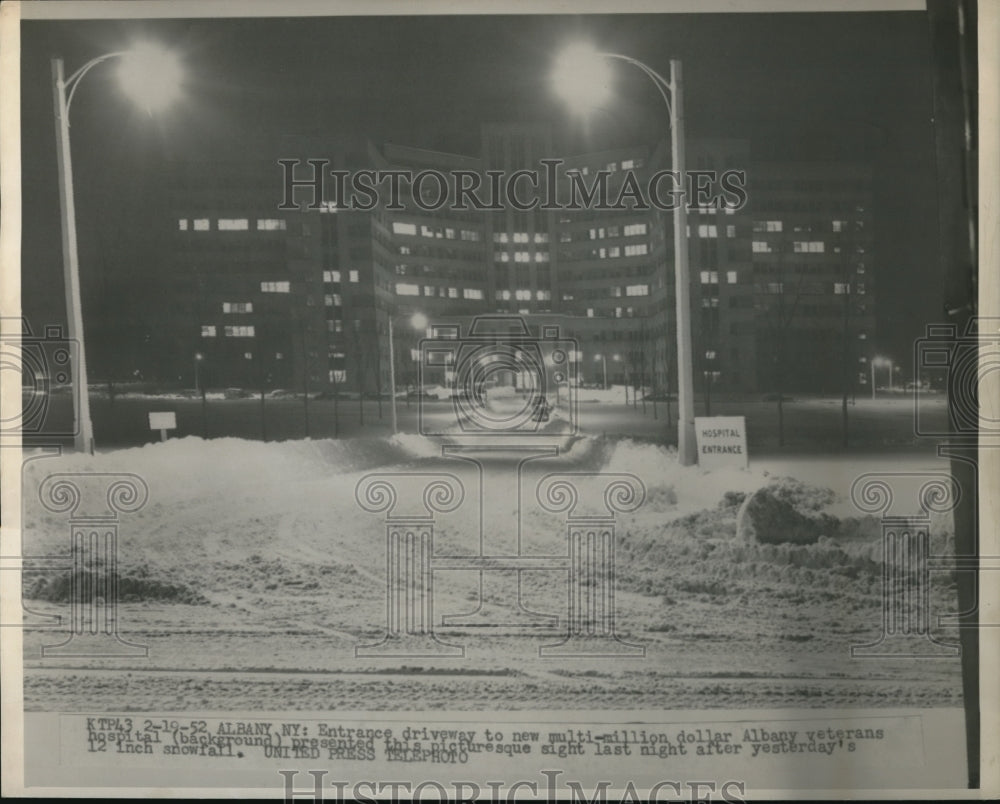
(410, 312, 429, 331)
(117, 42, 182, 114)
(552, 43, 612, 115)
(195, 352, 203, 361)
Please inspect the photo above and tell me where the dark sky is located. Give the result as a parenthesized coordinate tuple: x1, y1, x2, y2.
(19, 11, 943, 371)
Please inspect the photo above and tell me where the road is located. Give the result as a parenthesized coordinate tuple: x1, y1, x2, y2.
(26, 390, 950, 455)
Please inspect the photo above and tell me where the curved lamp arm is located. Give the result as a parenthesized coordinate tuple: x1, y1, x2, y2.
(600, 52, 674, 121)
(63, 51, 129, 118)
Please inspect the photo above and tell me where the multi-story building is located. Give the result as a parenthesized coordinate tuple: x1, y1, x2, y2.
(143, 124, 874, 399)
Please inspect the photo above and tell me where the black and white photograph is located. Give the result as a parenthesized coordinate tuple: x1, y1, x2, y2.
(1, 0, 996, 798)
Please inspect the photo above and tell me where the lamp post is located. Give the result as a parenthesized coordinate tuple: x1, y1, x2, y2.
(194, 352, 203, 395)
(871, 355, 891, 400)
(389, 312, 427, 434)
(194, 352, 207, 436)
(595, 354, 608, 390)
(52, 44, 181, 453)
(554, 45, 696, 465)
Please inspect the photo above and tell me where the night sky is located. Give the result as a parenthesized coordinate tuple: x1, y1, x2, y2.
(19, 10, 942, 373)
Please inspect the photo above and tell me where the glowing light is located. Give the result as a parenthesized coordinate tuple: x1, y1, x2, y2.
(552, 43, 612, 114)
(410, 312, 429, 331)
(117, 43, 182, 113)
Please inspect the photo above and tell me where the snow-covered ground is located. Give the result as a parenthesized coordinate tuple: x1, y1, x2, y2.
(18, 434, 962, 711)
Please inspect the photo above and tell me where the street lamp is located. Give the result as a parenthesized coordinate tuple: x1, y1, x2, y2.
(871, 355, 891, 400)
(594, 354, 608, 390)
(52, 42, 181, 453)
(389, 312, 428, 434)
(194, 352, 204, 394)
(553, 43, 696, 464)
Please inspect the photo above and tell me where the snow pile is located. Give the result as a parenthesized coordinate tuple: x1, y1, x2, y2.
(22, 434, 447, 507)
(600, 438, 766, 517)
(575, 385, 628, 404)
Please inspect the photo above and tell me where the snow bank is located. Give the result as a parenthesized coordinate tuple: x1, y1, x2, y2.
(22, 434, 446, 505)
(575, 385, 628, 404)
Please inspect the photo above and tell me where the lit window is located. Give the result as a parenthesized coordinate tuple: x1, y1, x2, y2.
(193, 219, 209, 231)
(513, 232, 529, 243)
(857, 282, 865, 295)
(611, 287, 622, 297)
(535, 252, 549, 263)
(752, 241, 771, 253)
(534, 232, 549, 244)
(392, 221, 417, 236)
(323, 270, 341, 283)
(834, 283, 850, 295)
(726, 225, 736, 238)
(621, 159, 634, 170)
(244, 352, 253, 360)
(515, 289, 532, 301)
(349, 270, 359, 282)
(587, 308, 594, 318)
(218, 218, 249, 231)
(448, 287, 458, 298)
(324, 293, 343, 306)
(424, 285, 435, 297)
(222, 302, 253, 314)
(261, 281, 290, 293)
(494, 232, 509, 244)
(536, 289, 551, 301)
(699, 271, 718, 284)
(624, 244, 648, 256)
(496, 289, 511, 301)
(514, 251, 530, 263)
(626, 284, 649, 296)
(395, 283, 420, 297)
(463, 288, 484, 300)
(445, 228, 456, 239)
(698, 224, 718, 238)
(224, 325, 255, 337)
(201, 325, 216, 337)
(727, 271, 738, 284)
(494, 251, 510, 263)
(460, 230, 480, 242)
(178, 219, 188, 231)
(256, 219, 286, 231)
(793, 241, 825, 253)
(623, 223, 647, 236)
(608, 246, 621, 258)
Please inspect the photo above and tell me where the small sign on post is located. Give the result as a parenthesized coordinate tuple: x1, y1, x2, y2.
(148, 411, 177, 442)
(694, 416, 748, 469)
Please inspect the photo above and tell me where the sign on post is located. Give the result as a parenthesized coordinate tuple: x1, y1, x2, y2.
(148, 411, 177, 442)
(694, 416, 748, 469)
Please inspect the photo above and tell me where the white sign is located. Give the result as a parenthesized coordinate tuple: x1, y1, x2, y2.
(148, 411, 177, 431)
(148, 411, 177, 441)
(695, 416, 748, 469)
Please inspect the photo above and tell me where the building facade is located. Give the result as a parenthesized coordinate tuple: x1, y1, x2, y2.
(147, 124, 874, 399)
